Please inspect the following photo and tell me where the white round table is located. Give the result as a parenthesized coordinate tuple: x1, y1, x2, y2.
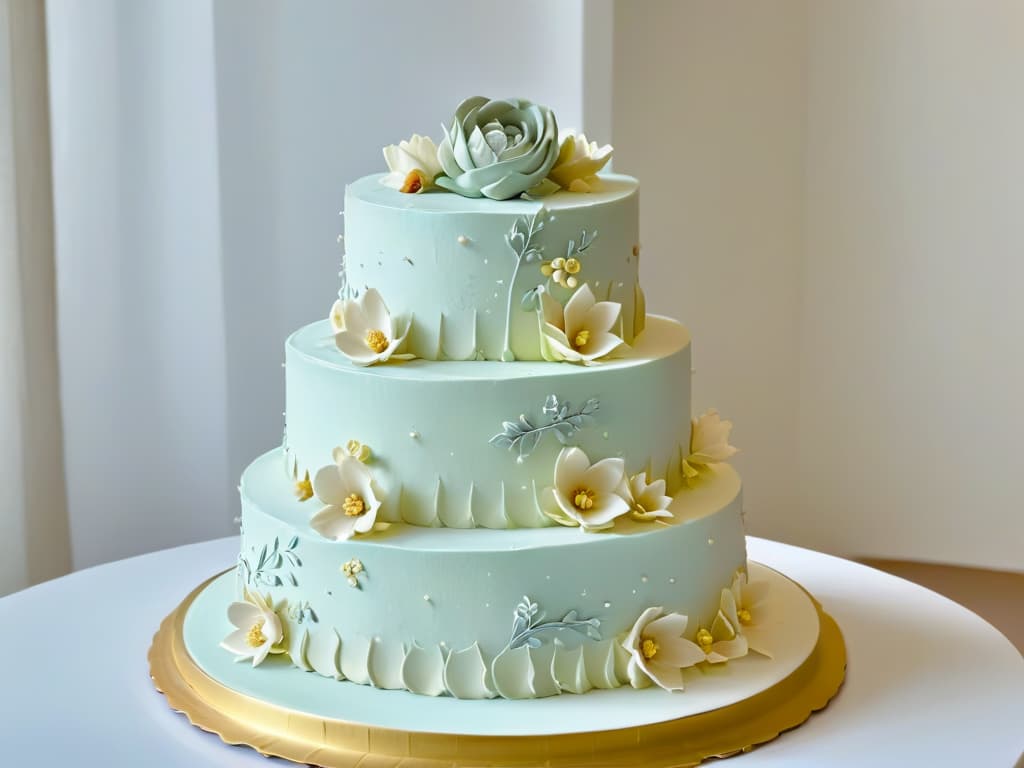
(1, 537, 1021, 767)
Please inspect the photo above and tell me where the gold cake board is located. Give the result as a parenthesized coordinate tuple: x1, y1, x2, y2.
(150, 571, 846, 767)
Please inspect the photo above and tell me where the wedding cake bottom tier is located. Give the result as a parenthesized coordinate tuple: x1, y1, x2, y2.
(234, 451, 747, 699)
(151, 561, 841, 768)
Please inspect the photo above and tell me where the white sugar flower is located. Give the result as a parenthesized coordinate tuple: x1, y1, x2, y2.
(309, 456, 384, 541)
(539, 284, 624, 365)
(725, 570, 772, 658)
(547, 132, 613, 193)
(329, 299, 345, 334)
(539, 446, 630, 532)
(622, 607, 706, 691)
(694, 593, 749, 665)
(380, 134, 442, 193)
(626, 473, 673, 522)
(220, 591, 285, 667)
(333, 288, 415, 366)
(682, 409, 738, 481)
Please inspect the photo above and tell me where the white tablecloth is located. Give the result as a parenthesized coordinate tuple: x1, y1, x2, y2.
(0, 536, 1021, 767)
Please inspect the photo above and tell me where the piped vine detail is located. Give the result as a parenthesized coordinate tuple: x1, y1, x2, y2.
(238, 536, 302, 588)
(508, 596, 602, 650)
(288, 600, 318, 625)
(500, 207, 549, 361)
(522, 228, 598, 309)
(489, 394, 600, 461)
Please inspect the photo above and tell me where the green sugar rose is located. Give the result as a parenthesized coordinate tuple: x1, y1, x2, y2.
(436, 97, 560, 200)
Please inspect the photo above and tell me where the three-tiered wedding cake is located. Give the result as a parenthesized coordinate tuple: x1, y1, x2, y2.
(221, 97, 769, 700)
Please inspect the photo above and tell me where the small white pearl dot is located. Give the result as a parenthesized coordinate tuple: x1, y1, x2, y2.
(708, 538, 715, 545)
(521, 485, 528, 491)
(617, 281, 624, 288)
(336, 234, 343, 243)
(602, 431, 609, 439)
(641, 575, 649, 583)
(516, 456, 524, 464)
(487, 572, 492, 578)
(485, 602, 490, 608)
(483, 258, 489, 265)
(409, 431, 420, 439)
(450, 451, 455, 457)
(631, 589, 637, 595)
(669, 577, 676, 584)
(545, 575, 551, 580)
(603, 601, 612, 609)
(423, 594, 431, 601)
(457, 235, 469, 245)
(580, 589, 588, 597)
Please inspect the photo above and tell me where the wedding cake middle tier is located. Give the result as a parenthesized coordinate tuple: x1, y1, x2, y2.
(282, 315, 692, 529)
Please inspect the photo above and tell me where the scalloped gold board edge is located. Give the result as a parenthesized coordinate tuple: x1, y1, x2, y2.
(149, 565, 846, 767)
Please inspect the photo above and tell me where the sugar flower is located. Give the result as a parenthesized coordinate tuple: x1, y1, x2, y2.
(381, 134, 442, 193)
(332, 288, 415, 366)
(682, 409, 738, 481)
(547, 132, 613, 193)
(436, 97, 559, 200)
(539, 284, 624, 365)
(626, 473, 673, 522)
(294, 469, 313, 502)
(220, 591, 285, 667)
(622, 607, 706, 691)
(539, 446, 630, 532)
(329, 299, 345, 334)
(540, 255, 583, 289)
(695, 592, 749, 664)
(725, 570, 772, 658)
(309, 456, 384, 541)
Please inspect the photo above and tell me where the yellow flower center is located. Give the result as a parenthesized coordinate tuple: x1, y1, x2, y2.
(641, 637, 659, 660)
(572, 488, 596, 511)
(365, 329, 388, 353)
(247, 620, 267, 648)
(738, 608, 752, 625)
(400, 169, 425, 194)
(564, 257, 581, 275)
(332, 309, 344, 329)
(696, 628, 714, 653)
(294, 471, 313, 502)
(343, 493, 366, 517)
(573, 329, 590, 349)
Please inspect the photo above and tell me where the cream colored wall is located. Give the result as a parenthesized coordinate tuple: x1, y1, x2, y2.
(797, 1, 1024, 570)
(613, 1, 808, 552)
(613, 1, 1024, 570)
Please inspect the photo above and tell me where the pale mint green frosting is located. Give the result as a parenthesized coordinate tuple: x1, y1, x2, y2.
(436, 97, 559, 200)
(283, 316, 692, 529)
(342, 173, 642, 361)
(234, 449, 746, 699)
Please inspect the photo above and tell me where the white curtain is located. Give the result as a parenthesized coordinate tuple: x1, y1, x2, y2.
(43, 0, 591, 574)
(1, 0, 70, 596)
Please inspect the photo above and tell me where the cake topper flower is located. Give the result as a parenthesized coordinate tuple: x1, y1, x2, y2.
(380, 134, 442, 193)
(626, 472, 674, 522)
(622, 607, 706, 691)
(682, 409, 738, 482)
(538, 446, 630, 532)
(539, 284, 624, 365)
(220, 591, 286, 667)
(436, 97, 560, 200)
(309, 456, 387, 541)
(725, 570, 772, 658)
(332, 289, 415, 366)
(547, 132, 613, 193)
